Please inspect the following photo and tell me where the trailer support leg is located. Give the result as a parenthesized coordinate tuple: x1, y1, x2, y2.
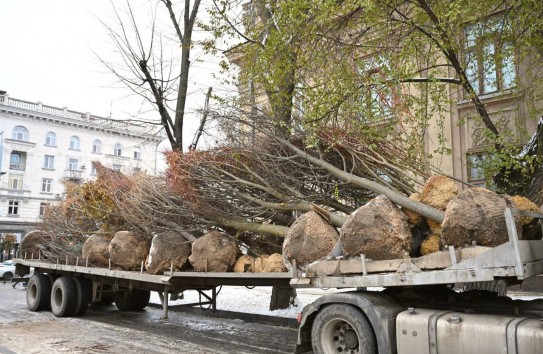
(159, 286, 170, 319)
(212, 287, 217, 312)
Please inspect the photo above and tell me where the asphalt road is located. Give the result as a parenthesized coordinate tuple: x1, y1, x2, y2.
(0, 283, 299, 354)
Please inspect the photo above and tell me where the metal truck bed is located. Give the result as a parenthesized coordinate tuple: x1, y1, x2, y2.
(291, 208, 543, 289)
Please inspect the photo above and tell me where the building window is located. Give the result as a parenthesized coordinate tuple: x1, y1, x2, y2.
(42, 178, 53, 193)
(12, 126, 29, 141)
(68, 158, 79, 171)
(358, 55, 394, 122)
(467, 153, 495, 189)
(8, 201, 19, 215)
(70, 136, 80, 150)
(39, 202, 50, 217)
(92, 139, 102, 153)
(8, 175, 23, 190)
(91, 162, 97, 175)
(114, 143, 122, 157)
(112, 164, 122, 172)
(45, 132, 57, 146)
(465, 15, 516, 95)
(10, 152, 25, 170)
(133, 148, 142, 160)
(43, 155, 55, 169)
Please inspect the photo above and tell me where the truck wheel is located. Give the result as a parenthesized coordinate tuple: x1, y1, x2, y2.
(51, 277, 78, 317)
(133, 289, 151, 310)
(73, 277, 92, 316)
(114, 290, 137, 311)
(3, 272, 13, 281)
(311, 304, 377, 354)
(26, 274, 52, 311)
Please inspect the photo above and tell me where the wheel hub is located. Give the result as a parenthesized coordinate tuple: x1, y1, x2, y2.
(334, 322, 359, 352)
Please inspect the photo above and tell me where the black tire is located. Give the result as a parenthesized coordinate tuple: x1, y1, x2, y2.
(3, 272, 13, 281)
(114, 290, 137, 311)
(73, 277, 92, 316)
(311, 304, 377, 354)
(132, 289, 151, 310)
(26, 273, 52, 311)
(50, 277, 78, 317)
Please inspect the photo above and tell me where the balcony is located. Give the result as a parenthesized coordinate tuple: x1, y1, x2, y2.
(9, 163, 25, 171)
(64, 170, 83, 181)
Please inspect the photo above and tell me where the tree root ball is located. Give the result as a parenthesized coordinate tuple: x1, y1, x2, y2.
(420, 175, 459, 211)
(20, 230, 52, 260)
(189, 231, 239, 272)
(403, 193, 424, 226)
(283, 211, 339, 268)
(420, 234, 441, 255)
(255, 255, 269, 272)
(264, 253, 287, 272)
(82, 232, 113, 267)
(109, 231, 151, 271)
(234, 255, 255, 273)
(341, 195, 412, 260)
(442, 188, 522, 247)
(507, 195, 540, 225)
(145, 231, 192, 275)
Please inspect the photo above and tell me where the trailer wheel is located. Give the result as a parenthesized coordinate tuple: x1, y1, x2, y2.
(51, 277, 78, 317)
(311, 304, 377, 354)
(114, 290, 137, 311)
(26, 274, 52, 311)
(73, 277, 92, 316)
(132, 289, 151, 310)
(3, 271, 13, 281)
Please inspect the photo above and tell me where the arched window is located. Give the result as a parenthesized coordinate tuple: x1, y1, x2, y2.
(70, 136, 80, 150)
(12, 126, 29, 141)
(45, 132, 56, 146)
(92, 139, 102, 153)
(133, 147, 142, 160)
(114, 143, 122, 156)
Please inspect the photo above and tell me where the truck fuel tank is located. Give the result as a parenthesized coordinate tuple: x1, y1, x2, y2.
(396, 308, 543, 354)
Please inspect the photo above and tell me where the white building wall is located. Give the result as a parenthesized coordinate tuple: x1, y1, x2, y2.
(0, 93, 164, 241)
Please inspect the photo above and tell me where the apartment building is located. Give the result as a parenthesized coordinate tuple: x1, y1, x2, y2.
(0, 91, 163, 242)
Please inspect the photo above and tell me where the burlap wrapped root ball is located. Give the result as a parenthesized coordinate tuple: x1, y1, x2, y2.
(109, 231, 151, 270)
(341, 195, 412, 260)
(403, 193, 424, 226)
(282, 211, 339, 269)
(234, 255, 255, 273)
(82, 232, 113, 267)
(420, 234, 441, 255)
(420, 175, 459, 211)
(264, 253, 287, 272)
(20, 230, 52, 259)
(189, 231, 239, 272)
(442, 188, 522, 247)
(506, 195, 542, 240)
(145, 231, 192, 275)
(255, 255, 269, 272)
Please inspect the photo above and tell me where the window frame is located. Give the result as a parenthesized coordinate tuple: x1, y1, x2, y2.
(39, 202, 50, 217)
(133, 148, 142, 160)
(45, 132, 57, 146)
(114, 143, 122, 157)
(92, 139, 102, 154)
(43, 155, 55, 169)
(69, 136, 81, 150)
(12, 126, 29, 141)
(8, 175, 23, 190)
(464, 14, 517, 96)
(41, 178, 53, 193)
(68, 158, 79, 171)
(8, 200, 19, 215)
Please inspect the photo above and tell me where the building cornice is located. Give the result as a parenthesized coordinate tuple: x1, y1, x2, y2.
(0, 96, 163, 143)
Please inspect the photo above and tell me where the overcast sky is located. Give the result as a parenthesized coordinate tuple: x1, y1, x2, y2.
(0, 0, 226, 150)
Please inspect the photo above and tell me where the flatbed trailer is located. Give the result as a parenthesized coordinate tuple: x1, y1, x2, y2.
(13, 208, 543, 353)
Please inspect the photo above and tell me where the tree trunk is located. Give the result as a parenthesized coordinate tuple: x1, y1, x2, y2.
(269, 286, 297, 311)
